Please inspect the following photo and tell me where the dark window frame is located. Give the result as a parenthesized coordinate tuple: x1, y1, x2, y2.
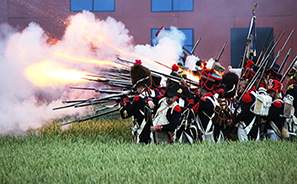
(70, 0, 115, 12)
(151, 0, 194, 12)
(230, 27, 274, 68)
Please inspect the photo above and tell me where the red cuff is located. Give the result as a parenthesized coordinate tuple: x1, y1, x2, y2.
(156, 125, 162, 132)
(124, 97, 130, 103)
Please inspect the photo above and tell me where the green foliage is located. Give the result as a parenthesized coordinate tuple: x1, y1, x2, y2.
(38, 117, 133, 141)
(0, 118, 297, 183)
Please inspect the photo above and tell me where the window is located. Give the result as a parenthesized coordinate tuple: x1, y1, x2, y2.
(70, 0, 115, 12)
(230, 27, 274, 67)
(151, 28, 194, 51)
(151, 0, 193, 12)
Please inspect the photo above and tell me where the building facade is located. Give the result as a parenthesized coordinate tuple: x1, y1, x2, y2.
(1, 0, 296, 69)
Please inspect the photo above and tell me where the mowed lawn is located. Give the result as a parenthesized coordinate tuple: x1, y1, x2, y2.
(0, 118, 296, 184)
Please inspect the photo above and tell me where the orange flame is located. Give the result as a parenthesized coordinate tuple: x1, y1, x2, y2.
(25, 60, 92, 87)
(183, 69, 201, 83)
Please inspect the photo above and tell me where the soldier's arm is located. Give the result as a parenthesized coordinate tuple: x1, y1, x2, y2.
(153, 106, 182, 132)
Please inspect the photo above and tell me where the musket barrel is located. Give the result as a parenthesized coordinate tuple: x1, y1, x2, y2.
(190, 38, 201, 55)
(270, 29, 294, 68)
(216, 41, 228, 61)
(280, 55, 297, 83)
(278, 48, 291, 73)
(60, 107, 120, 126)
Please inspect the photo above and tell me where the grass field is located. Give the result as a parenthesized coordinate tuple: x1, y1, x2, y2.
(0, 117, 297, 184)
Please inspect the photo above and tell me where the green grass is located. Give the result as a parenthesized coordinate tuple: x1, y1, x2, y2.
(0, 117, 297, 184)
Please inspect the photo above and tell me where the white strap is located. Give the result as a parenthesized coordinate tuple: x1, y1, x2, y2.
(244, 116, 256, 135)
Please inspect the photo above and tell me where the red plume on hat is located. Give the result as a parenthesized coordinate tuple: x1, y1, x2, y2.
(172, 64, 179, 72)
(134, 59, 142, 65)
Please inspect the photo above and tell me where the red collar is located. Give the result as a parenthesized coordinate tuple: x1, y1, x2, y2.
(141, 87, 151, 93)
(203, 92, 213, 97)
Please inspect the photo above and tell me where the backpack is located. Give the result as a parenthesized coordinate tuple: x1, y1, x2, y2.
(250, 91, 272, 116)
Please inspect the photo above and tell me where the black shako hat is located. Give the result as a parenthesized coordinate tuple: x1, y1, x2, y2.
(164, 83, 182, 97)
(151, 73, 162, 88)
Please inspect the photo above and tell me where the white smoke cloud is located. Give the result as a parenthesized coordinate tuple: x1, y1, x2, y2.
(185, 55, 200, 71)
(0, 11, 186, 135)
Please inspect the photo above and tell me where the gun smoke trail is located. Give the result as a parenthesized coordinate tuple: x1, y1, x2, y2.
(0, 11, 186, 135)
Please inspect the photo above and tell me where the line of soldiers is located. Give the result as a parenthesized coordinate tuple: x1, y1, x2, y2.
(118, 59, 297, 144)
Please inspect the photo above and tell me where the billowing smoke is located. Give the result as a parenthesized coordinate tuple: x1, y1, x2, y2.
(185, 55, 200, 71)
(0, 11, 186, 135)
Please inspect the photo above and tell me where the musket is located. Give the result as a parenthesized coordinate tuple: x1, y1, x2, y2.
(52, 102, 85, 110)
(236, 51, 270, 105)
(83, 76, 131, 84)
(216, 41, 228, 62)
(74, 95, 135, 108)
(151, 69, 200, 86)
(182, 47, 192, 56)
(116, 57, 201, 86)
(60, 107, 120, 126)
(97, 89, 126, 94)
(95, 104, 118, 113)
(70, 87, 100, 92)
(255, 56, 270, 88)
(270, 29, 294, 68)
(62, 98, 98, 104)
(238, 32, 287, 103)
(232, 58, 266, 117)
(190, 38, 201, 55)
(70, 87, 128, 94)
(154, 60, 171, 70)
(108, 73, 131, 80)
(278, 48, 291, 73)
(280, 56, 297, 83)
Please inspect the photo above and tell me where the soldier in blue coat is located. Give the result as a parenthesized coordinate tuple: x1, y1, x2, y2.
(120, 60, 153, 144)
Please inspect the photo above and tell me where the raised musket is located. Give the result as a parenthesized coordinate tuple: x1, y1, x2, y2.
(278, 48, 291, 73)
(241, 33, 286, 96)
(280, 56, 297, 83)
(190, 38, 201, 55)
(215, 41, 228, 62)
(270, 29, 294, 68)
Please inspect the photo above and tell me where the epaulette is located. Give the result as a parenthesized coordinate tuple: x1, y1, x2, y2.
(174, 106, 181, 112)
(242, 93, 252, 103)
(134, 95, 140, 101)
(158, 94, 164, 98)
(272, 100, 282, 108)
(287, 84, 294, 90)
(201, 97, 207, 102)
